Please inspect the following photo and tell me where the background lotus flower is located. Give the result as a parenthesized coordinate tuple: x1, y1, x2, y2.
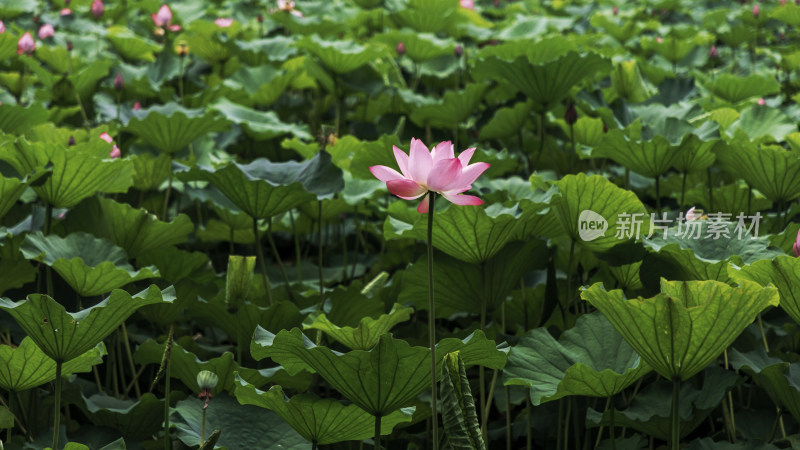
(460, 0, 475, 9)
(91, 0, 104, 18)
(99, 132, 113, 144)
(276, 0, 304, 17)
(214, 18, 234, 27)
(369, 138, 489, 213)
(38, 24, 54, 40)
(17, 32, 35, 55)
(0, 21, 5, 33)
(794, 229, 800, 257)
(152, 4, 181, 31)
(61, 8, 72, 16)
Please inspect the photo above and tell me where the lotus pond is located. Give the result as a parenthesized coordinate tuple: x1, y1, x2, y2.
(3, 0, 800, 449)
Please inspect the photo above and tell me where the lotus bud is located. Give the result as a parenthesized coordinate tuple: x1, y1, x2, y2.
(396, 41, 405, 55)
(257, 14, 264, 23)
(708, 45, 718, 58)
(109, 145, 121, 159)
(176, 41, 188, 57)
(793, 228, 800, 257)
(91, 0, 104, 18)
(17, 32, 35, 55)
(564, 103, 578, 125)
(753, 3, 760, 18)
(38, 24, 54, 40)
(113, 73, 124, 91)
(133, 101, 141, 110)
(758, 97, 766, 106)
(455, 44, 463, 57)
(0, 21, 5, 33)
(613, 5, 618, 15)
(67, 41, 74, 51)
(68, 135, 75, 146)
(61, 8, 72, 16)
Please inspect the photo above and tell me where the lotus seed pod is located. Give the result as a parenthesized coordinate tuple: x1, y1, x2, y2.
(197, 370, 219, 390)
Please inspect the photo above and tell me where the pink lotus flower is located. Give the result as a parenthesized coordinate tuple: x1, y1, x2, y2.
(133, 101, 142, 110)
(99, 132, 113, 144)
(794, 228, 800, 257)
(91, 0, 104, 18)
(38, 24, 54, 40)
(99, 133, 121, 158)
(61, 8, 72, 16)
(396, 41, 405, 55)
(709, 45, 718, 58)
(686, 207, 700, 221)
(152, 5, 181, 31)
(369, 138, 489, 213)
(0, 22, 5, 33)
(758, 97, 766, 105)
(753, 3, 760, 18)
(17, 32, 35, 55)
(460, 0, 475, 9)
(656, 36, 663, 43)
(214, 18, 234, 27)
(276, 0, 304, 17)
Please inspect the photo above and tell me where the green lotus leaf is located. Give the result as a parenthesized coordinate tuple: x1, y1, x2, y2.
(393, 0, 458, 33)
(64, 197, 194, 258)
(212, 98, 311, 141)
(0, 169, 46, 221)
(70, 60, 114, 101)
(440, 352, 485, 450)
(304, 303, 413, 350)
(124, 103, 230, 154)
(586, 367, 738, 440)
(714, 142, 800, 203)
(725, 106, 797, 143)
(224, 65, 294, 108)
(771, 2, 800, 26)
(0, 30, 17, 61)
(20, 232, 159, 297)
(0, 285, 174, 362)
(611, 60, 652, 104)
(729, 346, 800, 423)
(191, 298, 304, 348)
(107, 26, 161, 62)
(234, 381, 414, 445)
(551, 173, 649, 252)
(504, 312, 651, 405)
(384, 201, 525, 264)
(700, 73, 780, 104)
(184, 30, 229, 64)
(473, 52, 611, 113)
(435, 331, 508, 371)
(0, 138, 133, 208)
(134, 339, 311, 395)
(581, 279, 778, 380)
(170, 394, 307, 450)
(296, 35, 384, 74)
(671, 133, 717, 173)
(592, 120, 681, 178)
(131, 152, 172, 192)
(410, 83, 488, 129)
(398, 240, 545, 318)
(478, 101, 532, 141)
(683, 181, 771, 217)
(0, 338, 105, 392)
(372, 30, 456, 62)
(590, 11, 639, 43)
(729, 255, 800, 326)
(251, 328, 505, 416)
(0, 103, 48, 134)
(0, 234, 36, 297)
(640, 28, 713, 63)
(494, 15, 575, 40)
(642, 244, 731, 284)
(78, 393, 164, 441)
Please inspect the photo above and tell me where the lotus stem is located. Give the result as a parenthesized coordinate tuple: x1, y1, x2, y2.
(505, 386, 512, 450)
(374, 414, 382, 449)
(44, 204, 54, 298)
(680, 172, 687, 209)
(253, 217, 274, 306)
(526, 389, 532, 450)
(427, 191, 439, 450)
(121, 322, 141, 398)
(756, 314, 786, 438)
(563, 397, 572, 450)
(52, 360, 63, 450)
(707, 168, 713, 212)
(318, 200, 324, 302)
(266, 217, 294, 302)
(655, 176, 661, 213)
(200, 407, 206, 445)
(671, 377, 680, 450)
(289, 210, 303, 283)
(163, 324, 174, 450)
(162, 156, 174, 220)
(566, 239, 575, 314)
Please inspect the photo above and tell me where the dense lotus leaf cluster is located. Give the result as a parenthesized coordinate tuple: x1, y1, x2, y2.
(0, 0, 799, 449)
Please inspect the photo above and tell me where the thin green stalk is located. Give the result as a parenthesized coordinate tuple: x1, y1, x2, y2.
(479, 262, 488, 441)
(563, 397, 572, 450)
(526, 389, 532, 450)
(44, 204, 54, 298)
(680, 172, 687, 209)
(289, 210, 302, 283)
(162, 325, 175, 450)
(253, 217, 274, 306)
(505, 386, 512, 450)
(266, 218, 295, 302)
(52, 361, 63, 450)
(534, 112, 546, 168)
(7, 389, 14, 441)
(374, 414, 382, 449)
(426, 192, 439, 450)
(671, 377, 680, 450)
(162, 157, 174, 221)
(566, 239, 575, 313)
(121, 323, 141, 398)
(318, 201, 324, 300)
(201, 407, 206, 446)
(655, 175, 661, 213)
(707, 168, 714, 212)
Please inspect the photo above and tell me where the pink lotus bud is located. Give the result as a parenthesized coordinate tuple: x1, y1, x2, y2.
(793, 228, 800, 257)
(565, 103, 578, 125)
(460, 0, 475, 9)
(709, 45, 718, 58)
(656, 36, 663, 43)
(0, 22, 5, 34)
(60, 8, 72, 16)
(99, 132, 113, 143)
(781, 0, 787, 6)
(38, 24, 54, 40)
(455, 44, 463, 57)
(257, 14, 264, 23)
(214, 18, 234, 27)
(613, 5, 619, 15)
(17, 32, 35, 55)
(753, 3, 760, 18)
(91, 0, 104, 18)
(68, 135, 75, 146)
(758, 97, 766, 105)
(113, 73, 124, 91)
(66, 41, 73, 51)
(109, 145, 121, 159)
(152, 4, 172, 27)
(133, 101, 141, 110)
(686, 207, 698, 221)
(396, 41, 405, 55)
